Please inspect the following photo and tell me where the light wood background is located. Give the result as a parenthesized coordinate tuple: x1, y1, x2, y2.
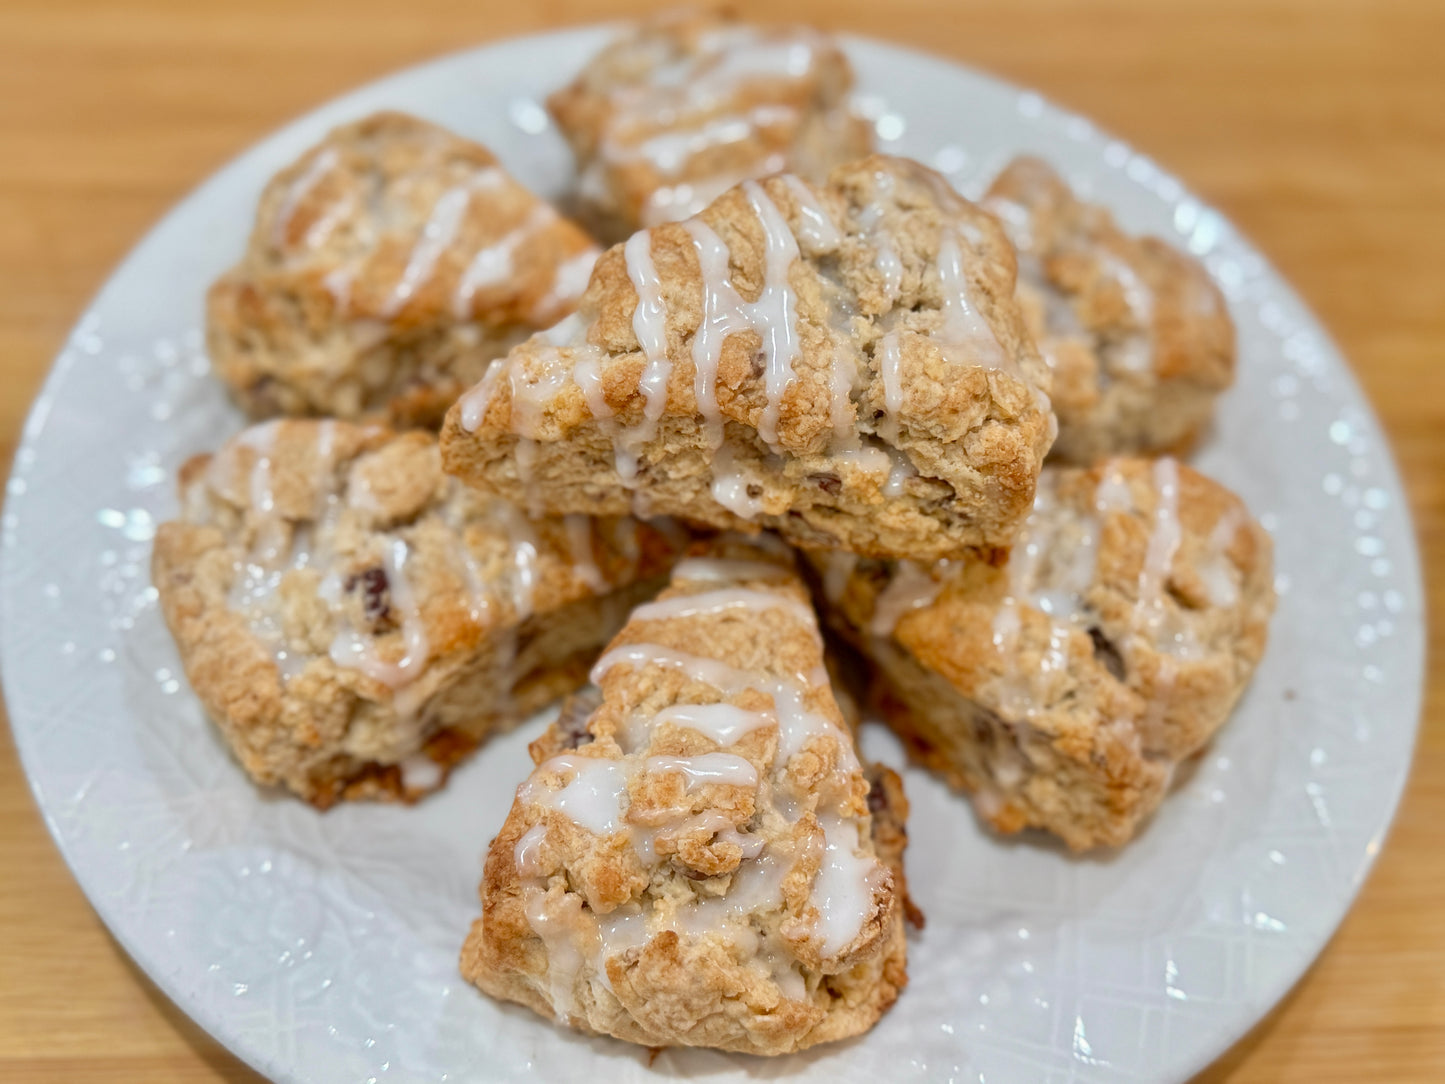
(0, 1, 1440, 1080)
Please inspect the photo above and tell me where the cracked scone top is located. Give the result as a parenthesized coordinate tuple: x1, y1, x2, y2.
(461, 545, 909, 1053)
(548, 9, 873, 240)
(441, 155, 1056, 562)
(151, 419, 684, 806)
(816, 459, 1274, 849)
(207, 112, 600, 427)
(983, 156, 1235, 463)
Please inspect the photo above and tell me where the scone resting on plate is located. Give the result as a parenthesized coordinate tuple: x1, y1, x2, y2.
(441, 155, 1056, 562)
(207, 112, 600, 428)
(152, 419, 684, 807)
(813, 458, 1274, 850)
(461, 543, 911, 1054)
(549, 9, 873, 240)
(984, 156, 1234, 463)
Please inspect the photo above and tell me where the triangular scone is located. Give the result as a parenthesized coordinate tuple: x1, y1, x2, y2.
(461, 542, 910, 1054)
(208, 112, 600, 427)
(983, 157, 1235, 463)
(548, 9, 873, 240)
(813, 459, 1274, 850)
(151, 419, 685, 806)
(441, 155, 1056, 562)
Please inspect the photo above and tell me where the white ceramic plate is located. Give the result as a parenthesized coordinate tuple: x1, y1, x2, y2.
(0, 26, 1425, 1084)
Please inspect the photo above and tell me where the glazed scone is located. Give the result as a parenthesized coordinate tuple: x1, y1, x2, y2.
(983, 156, 1235, 463)
(208, 112, 600, 428)
(461, 545, 910, 1053)
(441, 155, 1055, 562)
(152, 419, 685, 807)
(549, 10, 873, 241)
(814, 458, 1274, 850)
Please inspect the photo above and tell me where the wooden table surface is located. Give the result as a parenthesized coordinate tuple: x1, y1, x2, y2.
(0, 0, 1440, 1080)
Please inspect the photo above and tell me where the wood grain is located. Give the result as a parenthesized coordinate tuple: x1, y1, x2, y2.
(0, 1, 1440, 1080)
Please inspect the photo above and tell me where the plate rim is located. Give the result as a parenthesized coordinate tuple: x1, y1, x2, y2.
(0, 23, 1427, 1084)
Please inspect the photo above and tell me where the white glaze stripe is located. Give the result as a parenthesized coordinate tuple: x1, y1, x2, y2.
(630, 586, 815, 627)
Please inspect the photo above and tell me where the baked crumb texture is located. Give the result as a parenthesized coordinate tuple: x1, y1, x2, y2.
(984, 156, 1235, 463)
(548, 9, 874, 241)
(151, 419, 686, 807)
(814, 458, 1274, 850)
(461, 543, 910, 1053)
(441, 154, 1056, 562)
(207, 112, 600, 428)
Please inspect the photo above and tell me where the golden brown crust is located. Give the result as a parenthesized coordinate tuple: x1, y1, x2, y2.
(460, 544, 908, 1052)
(207, 112, 600, 427)
(814, 459, 1274, 850)
(985, 156, 1235, 463)
(441, 155, 1055, 561)
(549, 10, 873, 241)
(151, 418, 684, 806)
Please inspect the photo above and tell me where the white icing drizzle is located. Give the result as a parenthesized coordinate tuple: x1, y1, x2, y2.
(513, 823, 548, 877)
(380, 171, 501, 318)
(645, 753, 759, 790)
(869, 561, 949, 637)
(326, 537, 431, 689)
(534, 247, 601, 321)
(811, 812, 883, 957)
(590, 643, 858, 773)
(522, 886, 587, 1025)
(621, 230, 672, 465)
(458, 358, 504, 432)
(615, 105, 794, 176)
(980, 474, 1109, 716)
(1099, 249, 1155, 325)
(744, 181, 800, 447)
(877, 331, 905, 416)
(680, 184, 802, 454)
(452, 203, 556, 318)
(671, 556, 791, 583)
(857, 170, 902, 301)
(883, 445, 917, 496)
(321, 264, 356, 310)
(221, 421, 357, 683)
(826, 344, 859, 444)
(651, 703, 773, 745)
(629, 586, 815, 628)
(506, 347, 576, 438)
(271, 146, 341, 251)
(935, 230, 1007, 367)
(781, 174, 842, 250)
(1199, 507, 1244, 607)
(491, 501, 541, 618)
(563, 515, 607, 592)
(670, 849, 787, 937)
(709, 442, 767, 519)
(225, 419, 281, 522)
(1094, 460, 1135, 513)
(1134, 457, 1182, 643)
(590, 25, 825, 227)
(521, 755, 631, 835)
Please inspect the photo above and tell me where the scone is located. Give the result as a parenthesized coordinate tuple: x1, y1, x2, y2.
(549, 9, 873, 240)
(983, 156, 1235, 463)
(207, 112, 600, 428)
(152, 419, 685, 807)
(460, 543, 911, 1053)
(813, 458, 1274, 850)
(441, 155, 1056, 563)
